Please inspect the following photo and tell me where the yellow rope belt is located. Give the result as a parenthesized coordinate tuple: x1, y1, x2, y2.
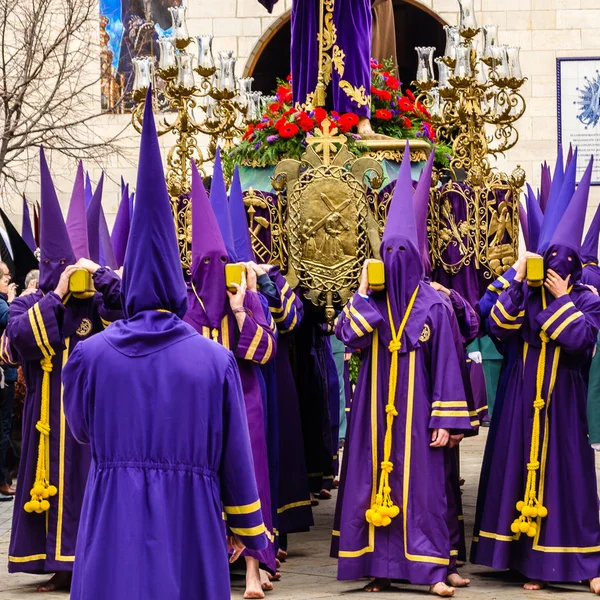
(511, 288, 551, 537)
(366, 286, 419, 528)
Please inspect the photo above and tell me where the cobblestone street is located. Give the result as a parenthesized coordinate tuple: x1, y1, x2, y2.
(0, 431, 598, 599)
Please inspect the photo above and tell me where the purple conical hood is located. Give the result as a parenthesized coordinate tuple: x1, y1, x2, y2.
(229, 166, 254, 262)
(66, 161, 89, 260)
(99, 205, 117, 269)
(382, 143, 423, 324)
(112, 184, 131, 269)
(189, 160, 228, 330)
(122, 88, 187, 318)
(210, 149, 237, 261)
(519, 201, 529, 251)
(549, 155, 593, 253)
(566, 143, 574, 168)
(542, 147, 565, 219)
(412, 150, 435, 274)
(84, 172, 93, 209)
(581, 201, 600, 264)
(38, 147, 76, 292)
(538, 148, 577, 253)
(525, 184, 543, 252)
(540, 162, 551, 213)
(21, 195, 36, 253)
(86, 173, 104, 264)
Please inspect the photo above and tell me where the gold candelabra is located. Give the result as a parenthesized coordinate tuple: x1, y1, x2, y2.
(412, 0, 527, 279)
(130, 7, 261, 271)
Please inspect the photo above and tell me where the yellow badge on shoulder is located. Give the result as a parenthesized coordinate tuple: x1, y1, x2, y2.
(76, 319, 92, 337)
(419, 324, 431, 342)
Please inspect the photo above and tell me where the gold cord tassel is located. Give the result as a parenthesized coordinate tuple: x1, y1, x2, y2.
(511, 289, 550, 537)
(313, 0, 327, 107)
(366, 287, 419, 528)
(24, 356, 57, 513)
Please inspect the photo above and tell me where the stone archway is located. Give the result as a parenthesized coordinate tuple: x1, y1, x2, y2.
(244, 1, 448, 95)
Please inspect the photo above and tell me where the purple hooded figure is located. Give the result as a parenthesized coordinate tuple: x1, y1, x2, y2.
(111, 183, 131, 269)
(62, 88, 267, 600)
(472, 157, 600, 592)
(331, 141, 471, 596)
(86, 173, 105, 265)
(66, 162, 89, 260)
(230, 166, 313, 538)
(184, 160, 278, 590)
(21, 195, 37, 253)
(5, 148, 122, 590)
(414, 149, 480, 578)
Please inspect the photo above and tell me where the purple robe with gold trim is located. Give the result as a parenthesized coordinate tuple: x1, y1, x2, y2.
(184, 289, 277, 572)
(6, 269, 121, 574)
(331, 286, 472, 584)
(472, 278, 600, 581)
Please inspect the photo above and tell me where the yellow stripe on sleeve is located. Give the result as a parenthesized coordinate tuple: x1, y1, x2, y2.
(229, 524, 267, 537)
(550, 311, 583, 340)
(243, 327, 264, 362)
(224, 499, 261, 515)
(541, 301, 575, 331)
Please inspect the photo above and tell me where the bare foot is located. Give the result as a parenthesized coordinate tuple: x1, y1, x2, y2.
(430, 582, 455, 597)
(318, 489, 332, 500)
(260, 569, 274, 592)
(267, 571, 281, 582)
(456, 560, 465, 567)
(36, 572, 72, 593)
(356, 117, 391, 140)
(244, 557, 265, 599)
(523, 580, 547, 591)
(447, 573, 470, 587)
(590, 577, 600, 594)
(364, 578, 391, 592)
(277, 549, 288, 562)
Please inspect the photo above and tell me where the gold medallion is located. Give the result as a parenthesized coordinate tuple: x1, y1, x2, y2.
(419, 323, 431, 343)
(76, 318, 92, 338)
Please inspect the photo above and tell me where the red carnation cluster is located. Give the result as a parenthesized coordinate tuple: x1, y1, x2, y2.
(297, 111, 315, 132)
(277, 84, 293, 104)
(375, 109, 392, 120)
(338, 112, 359, 133)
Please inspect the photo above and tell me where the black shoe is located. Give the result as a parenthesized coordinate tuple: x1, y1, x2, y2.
(0, 492, 14, 501)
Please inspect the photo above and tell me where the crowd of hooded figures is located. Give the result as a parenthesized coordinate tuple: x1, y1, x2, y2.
(2, 91, 600, 599)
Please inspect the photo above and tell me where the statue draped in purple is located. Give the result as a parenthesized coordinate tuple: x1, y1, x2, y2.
(291, 0, 372, 117)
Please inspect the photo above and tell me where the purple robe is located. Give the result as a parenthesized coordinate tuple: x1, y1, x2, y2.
(6, 269, 121, 573)
(267, 270, 313, 534)
(63, 311, 267, 599)
(184, 289, 278, 572)
(331, 287, 472, 584)
(291, 0, 371, 116)
(472, 278, 600, 582)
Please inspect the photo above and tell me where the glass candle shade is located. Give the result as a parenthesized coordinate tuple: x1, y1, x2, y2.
(132, 56, 154, 91)
(458, 0, 478, 32)
(491, 45, 510, 79)
(444, 25, 460, 60)
(506, 46, 523, 79)
(415, 46, 436, 83)
(157, 36, 176, 75)
(454, 45, 472, 79)
(176, 52, 195, 89)
(169, 6, 190, 47)
(196, 35, 215, 71)
(482, 25, 499, 58)
(435, 57, 451, 88)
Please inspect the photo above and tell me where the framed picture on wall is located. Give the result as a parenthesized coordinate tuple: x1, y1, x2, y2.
(557, 56, 600, 185)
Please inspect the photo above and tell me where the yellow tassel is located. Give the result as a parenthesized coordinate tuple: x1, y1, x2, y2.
(365, 287, 419, 528)
(313, 82, 326, 108)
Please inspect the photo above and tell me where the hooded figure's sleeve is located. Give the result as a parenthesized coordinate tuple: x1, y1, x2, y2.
(7, 293, 65, 361)
(92, 268, 123, 327)
(449, 289, 480, 344)
(488, 279, 525, 340)
(220, 354, 268, 551)
(267, 269, 304, 334)
(479, 267, 515, 319)
(335, 293, 384, 350)
(62, 342, 90, 445)
(235, 290, 277, 365)
(536, 290, 600, 356)
(427, 305, 473, 433)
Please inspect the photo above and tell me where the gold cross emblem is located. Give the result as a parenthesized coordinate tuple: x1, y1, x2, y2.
(306, 118, 347, 165)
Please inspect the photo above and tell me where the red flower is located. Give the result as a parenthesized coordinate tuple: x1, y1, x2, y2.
(406, 89, 416, 102)
(256, 121, 270, 130)
(268, 101, 282, 113)
(274, 117, 287, 131)
(242, 124, 255, 141)
(280, 122, 300, 138)
(423, 122, 435, 139)
(375, 109, 392, 120)
(286, 73, 292, 82)
(283, 107, 296, 117)
(314, 107, 327, 124)
(401, 116, 412, 129)
(398, 97, 414, 112)
(277, 85, 293, 104)
(338, 112, 359, 132)
(299, 117, 315, 132)
(385, 76, 400, 90)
